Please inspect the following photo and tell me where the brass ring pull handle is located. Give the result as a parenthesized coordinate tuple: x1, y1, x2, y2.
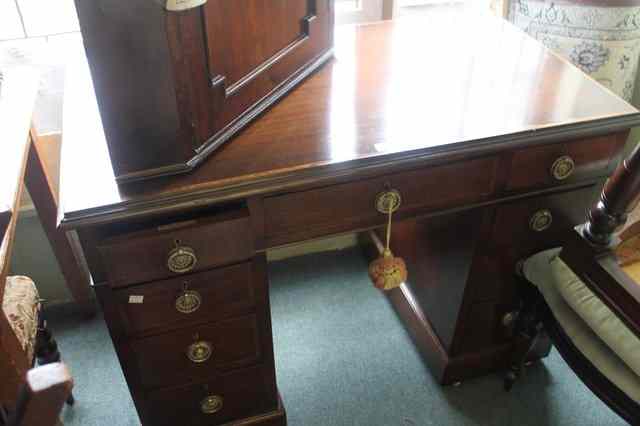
(187, 339, 213, 363)
(550, 155, 575, 181)
(167, 239, 197, 274)
(375, 189, 402, 214)
(175, 283, 202, 314)
(200, 394, 223, 414)
(530, 209, 553, 232)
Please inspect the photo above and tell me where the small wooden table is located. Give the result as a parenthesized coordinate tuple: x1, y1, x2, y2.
(59, 15, 640, 426)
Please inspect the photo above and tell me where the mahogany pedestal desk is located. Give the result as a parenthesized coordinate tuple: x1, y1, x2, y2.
(59, 16, 640, 426)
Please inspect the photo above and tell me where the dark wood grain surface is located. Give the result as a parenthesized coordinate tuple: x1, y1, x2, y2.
(59, 14, 640, 228)
(74, 0, 334, 182)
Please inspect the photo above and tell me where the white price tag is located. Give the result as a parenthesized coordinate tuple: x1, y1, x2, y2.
(128, 295, 144, 304)
(165, 0, 207, 11)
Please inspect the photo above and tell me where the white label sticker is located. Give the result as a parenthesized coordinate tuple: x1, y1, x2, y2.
(128, 295, 144, 304)
(165, 0, 207, 12)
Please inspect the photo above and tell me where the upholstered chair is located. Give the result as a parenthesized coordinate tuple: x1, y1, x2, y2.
(511, 144, 640, 423)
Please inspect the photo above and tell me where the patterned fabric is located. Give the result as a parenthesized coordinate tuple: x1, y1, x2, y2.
(509, 1, 640, 101)
(2, 276, 40, 363)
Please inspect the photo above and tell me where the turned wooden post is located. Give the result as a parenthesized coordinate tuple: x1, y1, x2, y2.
(584, 143, 640, 246)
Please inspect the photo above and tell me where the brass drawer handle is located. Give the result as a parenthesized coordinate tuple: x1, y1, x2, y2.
(187, 339, 213, 363)
(530, 209, 553, 232)
(200, 394, 223, 414)
(375, 189, 402, 214)
(167, 239, 197, 274)
(550, 155, 575, 181)
(176, 283, 202, 314)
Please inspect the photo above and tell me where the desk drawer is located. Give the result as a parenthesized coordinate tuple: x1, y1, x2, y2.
(471, 185, 599, 310)
(506, 134, 622, 192)
(145, 364, 278, 426)
(115, 262, 257, 336)
(492, 185, 598, 249)
(98, 210, 253, 287)
(131, 314, 262, 389)
(264, 156, 498, 245)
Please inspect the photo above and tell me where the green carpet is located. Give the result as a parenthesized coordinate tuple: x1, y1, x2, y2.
(49, 248, 626, 425)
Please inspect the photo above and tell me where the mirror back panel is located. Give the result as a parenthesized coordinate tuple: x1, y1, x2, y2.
(75, 0, 334, 182)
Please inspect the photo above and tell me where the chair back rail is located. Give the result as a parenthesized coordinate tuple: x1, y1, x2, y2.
(6, 363, 72, 426)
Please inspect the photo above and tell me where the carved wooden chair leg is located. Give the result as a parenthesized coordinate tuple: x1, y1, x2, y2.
(34, 307, 74, 406)
(504, 275, 545, 391)
(504, 320, 544, 391)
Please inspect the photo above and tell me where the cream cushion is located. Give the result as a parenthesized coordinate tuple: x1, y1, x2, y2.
(524, 249, 640, 404)
(2, 275, 40, 363)
(551, 254, 640, 379)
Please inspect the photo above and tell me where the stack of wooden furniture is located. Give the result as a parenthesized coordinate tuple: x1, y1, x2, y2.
(60, 7, 640, 426)
(0, 68, 41, 410)
(0, 68, 73, 426)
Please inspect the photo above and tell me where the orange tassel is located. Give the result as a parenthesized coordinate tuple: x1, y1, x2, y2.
(369, 248, 407, 291)
(369, 190, 407, 291)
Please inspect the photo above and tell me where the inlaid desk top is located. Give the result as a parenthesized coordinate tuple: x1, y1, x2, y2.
(60, 14, 640, 228)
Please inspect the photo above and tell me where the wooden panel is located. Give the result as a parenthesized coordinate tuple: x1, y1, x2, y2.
(455, 300, 504, 353)
(176, 0, 334, 155)
(73, 0, 189, 177)
(506, 133, 624, 192)
(145, 363, 278, 426)
(264, 156, 498, 246)
(401, 209, 491, 353)
(98, 210, 253, 287)
(115, 263, 257, 336)
(131, 314, 262, 389)
(74, 0, 334, 181)
(203, 0, 309, 88)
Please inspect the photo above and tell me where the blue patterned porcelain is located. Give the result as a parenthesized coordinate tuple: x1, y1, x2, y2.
(509, 1, 640, 101)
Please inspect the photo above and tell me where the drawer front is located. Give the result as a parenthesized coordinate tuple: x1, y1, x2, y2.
(98, 211, 253, 287)
(472, 185, 599, 308)
(264, 156, 498, 246)
(132, 314, 262, 389)
(492, 185, 598, 250)
(506, 134, 622, 192)
(115, 262, 257, 336)
(146, 364, 278, 426)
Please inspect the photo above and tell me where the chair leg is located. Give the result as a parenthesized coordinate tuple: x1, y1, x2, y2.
(504, 274, 546, 391)
(35, 312, 75, 406)
(504, 321, 544, 391)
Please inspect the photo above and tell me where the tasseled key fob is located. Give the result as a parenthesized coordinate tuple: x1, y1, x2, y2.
(369, 189, 407, 291)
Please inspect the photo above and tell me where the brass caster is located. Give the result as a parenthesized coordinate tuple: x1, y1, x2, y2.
(452, 381, 462, 387)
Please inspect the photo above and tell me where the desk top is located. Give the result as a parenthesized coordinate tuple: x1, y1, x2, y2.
(60, 14, 640, 228)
